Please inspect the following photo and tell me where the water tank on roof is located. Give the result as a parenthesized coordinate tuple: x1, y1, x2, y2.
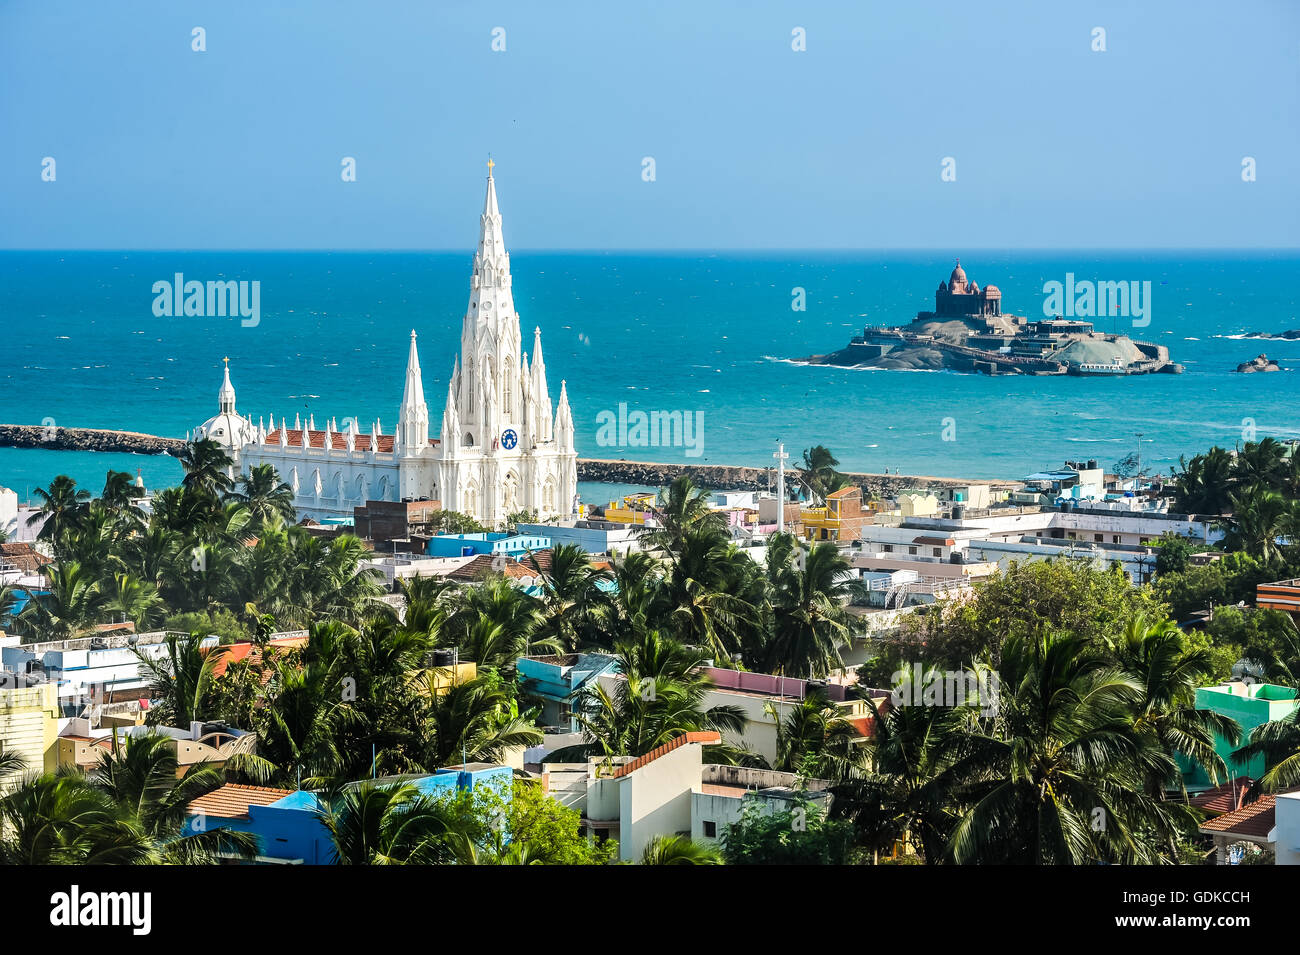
(432, 649, 457, 668)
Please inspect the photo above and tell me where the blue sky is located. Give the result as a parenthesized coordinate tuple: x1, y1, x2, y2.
(1, 0, 1297, 249)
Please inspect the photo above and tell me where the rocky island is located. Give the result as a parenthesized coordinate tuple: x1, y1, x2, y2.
(800, 261, 1182, 377)
(1235, 354, 1282, 373)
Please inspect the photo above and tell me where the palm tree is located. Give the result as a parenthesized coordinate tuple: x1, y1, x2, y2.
(528, 544, 613, 650)
(99, 469, 146, 530)
(1106, 615, 1240, 792)
(226, 463, 296, 530)
(754, 535, 861, 678)
(638, 476, 726, 553)
(639, 833, 724, 865)
(134, 632, 226, 727)
(0, 774, 154, 864)
(424, 674, 544, 768)
(946, 632, 1196, 864)
(26, 475, 90, 541)
(799, 446, 848, 505)
(455, 617, 561, 676)
(1172, 447, 1237, 514)
(88, 731, 257, 863)
(1234, 438, 1288, 490)
(768, 688, 863, 780)
(0, 585, 20, 633)
(102, 572, 165, 632)
(660, 526, 756, 661)
(17, 560, 106, 640)
(1232, 707, 1300, 795)
(178, 438, 236, 498)
(315, 781, 463, 864)
(555, 630, 747, 761)
(1223, 484, 1291, 562)
(830, 684, 968, 863)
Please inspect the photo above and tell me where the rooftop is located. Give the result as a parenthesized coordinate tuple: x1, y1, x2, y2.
(187, 783, 295, 820)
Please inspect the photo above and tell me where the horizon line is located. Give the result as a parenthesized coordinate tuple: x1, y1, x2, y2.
(2, 246, 1299, 255)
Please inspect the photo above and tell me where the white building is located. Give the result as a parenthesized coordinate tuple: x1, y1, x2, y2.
(193, 162, 578, 528)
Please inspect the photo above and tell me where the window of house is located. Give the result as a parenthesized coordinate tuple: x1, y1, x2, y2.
(933, 548, 941, 557)
(1094, 534, 1103, 542)
(1112, 535, 1119, 544)
(703, 821, 717, 838)
(883, 544, 893, 553)
(908, 546, 918, 555)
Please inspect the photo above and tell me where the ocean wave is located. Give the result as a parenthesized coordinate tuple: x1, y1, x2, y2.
(760, 356, 944, 373)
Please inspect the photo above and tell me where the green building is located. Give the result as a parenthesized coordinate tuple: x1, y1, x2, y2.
(1184, 682, 1300, 790)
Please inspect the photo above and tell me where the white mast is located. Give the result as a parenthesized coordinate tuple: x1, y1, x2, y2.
(774, 440, 788, 534)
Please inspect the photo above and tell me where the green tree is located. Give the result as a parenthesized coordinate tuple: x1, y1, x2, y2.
(225, 463, 296, 531)
(26, 475, 90, 542)
(639, 833, 724, 865)
(721, 796, 857, 865)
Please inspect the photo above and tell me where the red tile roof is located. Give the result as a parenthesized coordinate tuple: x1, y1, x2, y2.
(187, 783, 294, 819)
(827, 487, 860, 500)
(0, 542, 45, 574)
(205, 635, 308, 678)
(1199, 795, 1276, 839)
(610, 731, 722, 779)
(1189, 778, 1254, 815)
(263, 428, 411, 454)
(446, 554, 538, 582)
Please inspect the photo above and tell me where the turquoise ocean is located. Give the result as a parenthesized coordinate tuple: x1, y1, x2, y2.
(1, 250, 1298, 504)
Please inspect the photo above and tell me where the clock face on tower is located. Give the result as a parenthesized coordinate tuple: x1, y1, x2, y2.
(501, 428, 518, 450)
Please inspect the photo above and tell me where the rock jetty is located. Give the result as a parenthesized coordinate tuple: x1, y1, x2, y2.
(0, 424, 187, 456)
(577, 457, 1019, 498)
(0, 426, 1022, 499)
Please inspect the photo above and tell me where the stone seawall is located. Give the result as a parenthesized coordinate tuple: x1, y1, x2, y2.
(576, 457, 1021, 497)
(0, 426, 1021, 495)
(0, 425, 187, 457)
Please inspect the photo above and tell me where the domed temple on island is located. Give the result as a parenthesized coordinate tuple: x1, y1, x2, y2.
(929, 259, 1004, 321)
(191, 162, 578, 526)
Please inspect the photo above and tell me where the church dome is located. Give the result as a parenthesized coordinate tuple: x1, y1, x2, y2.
(194, 410, 257, 451)
(194, 360, 256, 451)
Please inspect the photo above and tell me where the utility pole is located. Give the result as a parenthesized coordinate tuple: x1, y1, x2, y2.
(774, 441, 788, 534)
(1134, 432, 1144, 494)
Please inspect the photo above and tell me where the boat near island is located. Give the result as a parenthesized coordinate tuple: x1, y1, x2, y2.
(801, 260, 1184, 377)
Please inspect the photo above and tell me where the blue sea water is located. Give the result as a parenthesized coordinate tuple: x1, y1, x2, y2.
(1, 250, 1298, 503)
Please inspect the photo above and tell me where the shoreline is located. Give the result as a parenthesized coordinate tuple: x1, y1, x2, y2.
(0, 425, 1023, 494)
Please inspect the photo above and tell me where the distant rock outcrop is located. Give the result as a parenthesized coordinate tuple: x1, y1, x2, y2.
(1235, 354, 1282, 373)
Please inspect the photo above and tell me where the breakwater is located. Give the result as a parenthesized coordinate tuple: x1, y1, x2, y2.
(576, 457, 1021, 497)
(0, 426, 1022, 495)
(0, 425, 187, 457)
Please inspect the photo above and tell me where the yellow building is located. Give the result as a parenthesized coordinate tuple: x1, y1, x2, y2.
(415, 661, 478, 697)
(603, 493, 656, 526)
(799, 486, 870, 542)
(0, 683, 60, 786)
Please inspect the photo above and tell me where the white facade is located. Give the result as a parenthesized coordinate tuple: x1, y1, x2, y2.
(192, 165, 578, 528)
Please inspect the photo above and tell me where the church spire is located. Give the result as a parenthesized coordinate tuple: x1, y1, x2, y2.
(398, 330, 429, 455)
(475, 157, 509, 281)
(218, 357, 236, 414)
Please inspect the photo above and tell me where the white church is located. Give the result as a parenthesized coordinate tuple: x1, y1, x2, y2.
(192, 162, 579, 527)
